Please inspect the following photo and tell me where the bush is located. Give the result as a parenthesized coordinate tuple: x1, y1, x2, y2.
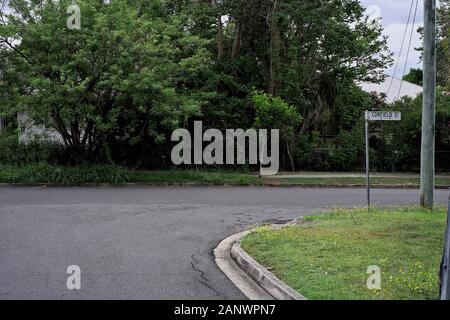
(0, 164, 129, 184)
(329, 128, 365, 171)
(386, 91, 450, 172)
(294, 127, 365, 172)
(0, 131, 61, 165)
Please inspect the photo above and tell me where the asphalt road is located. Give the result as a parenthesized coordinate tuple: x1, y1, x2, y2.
(0, 186, 448, 300)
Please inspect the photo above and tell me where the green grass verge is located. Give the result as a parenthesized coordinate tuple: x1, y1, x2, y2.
(0, 164, 260, 185)
(274, 177, 450, 187)
(127, 170, 260, 185)
(241, 207, 448, 300)
(0, 164, 448, 186)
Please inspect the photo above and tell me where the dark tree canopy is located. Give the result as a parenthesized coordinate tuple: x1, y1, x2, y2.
(1, 0, 394, 168)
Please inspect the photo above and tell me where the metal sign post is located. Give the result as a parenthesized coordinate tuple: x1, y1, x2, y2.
(365, 112, 371, 211)
(440, 189, 450, 300)
(364, 111, 402, 211)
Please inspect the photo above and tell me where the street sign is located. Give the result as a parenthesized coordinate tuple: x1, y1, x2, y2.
(364, 111, 402, 211)
(365, 111, 402, 121)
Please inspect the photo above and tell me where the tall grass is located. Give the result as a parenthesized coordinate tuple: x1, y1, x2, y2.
(0, 165, 259, 185)
(0, 164, 129, 184)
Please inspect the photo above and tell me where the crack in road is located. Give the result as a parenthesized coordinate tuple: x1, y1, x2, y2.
(190, 254, 228, 300)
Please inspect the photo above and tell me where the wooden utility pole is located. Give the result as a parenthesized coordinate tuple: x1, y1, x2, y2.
(420, 0, 437, 209)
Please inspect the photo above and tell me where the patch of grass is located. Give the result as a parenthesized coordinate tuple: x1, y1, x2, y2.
(241, 207, 448, 300)
(127, 170, 261, 185)
(275, 177, 450, 187)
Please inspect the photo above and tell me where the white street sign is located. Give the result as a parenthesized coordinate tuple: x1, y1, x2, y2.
(365, 111, 402, 121)
(364, 110, 402, 211)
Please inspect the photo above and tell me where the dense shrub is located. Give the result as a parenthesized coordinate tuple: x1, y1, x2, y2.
(0, 164, 129, 184)
(386, 91, 450, 172)
(294, 126, 365, 172)
(0, 132, 99, 166)
(0, 132, 57, 165)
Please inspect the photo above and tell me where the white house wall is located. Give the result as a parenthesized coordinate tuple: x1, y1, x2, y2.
(18, 112, 65, 145)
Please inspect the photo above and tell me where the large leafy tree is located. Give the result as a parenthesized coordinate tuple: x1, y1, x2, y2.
(190, 0, 392, 132)
(0, 0, 211, 153)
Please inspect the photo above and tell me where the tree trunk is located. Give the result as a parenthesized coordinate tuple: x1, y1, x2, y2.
(217, 15, 224, 60)
(268, 0, 280, 95)
(287, 141, 295, 173)
(231, 22, 241, 58)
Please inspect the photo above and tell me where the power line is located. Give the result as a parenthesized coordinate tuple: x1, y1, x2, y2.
(397, 0, 420, 99)
(386, 0, 415, 96)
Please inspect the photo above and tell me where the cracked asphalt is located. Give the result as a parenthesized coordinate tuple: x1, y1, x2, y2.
(0, 186, 448, 300)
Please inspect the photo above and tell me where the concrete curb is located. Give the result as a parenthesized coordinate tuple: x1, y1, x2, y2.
(214, 231, 274, 300)
(214, 228, 306, 300)
(231, 237, 306, 300)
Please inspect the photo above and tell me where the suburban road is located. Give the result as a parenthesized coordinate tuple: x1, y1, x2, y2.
(0, 186, 448, 300)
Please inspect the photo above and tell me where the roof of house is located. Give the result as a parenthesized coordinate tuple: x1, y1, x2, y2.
(358, 76, 423, 104)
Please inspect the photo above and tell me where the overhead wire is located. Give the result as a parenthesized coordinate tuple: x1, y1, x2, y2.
(386, 0, 416, 96)
(397, 0, 420, 99)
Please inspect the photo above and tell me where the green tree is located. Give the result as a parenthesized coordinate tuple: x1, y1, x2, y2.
(0, 0, 211, 157)
(403, 68, 423, 86)
(217, 0, 392, 131)
(386, 91, 450, 171)
(252, 90, 302, 171)
(1, 0, 395, 170)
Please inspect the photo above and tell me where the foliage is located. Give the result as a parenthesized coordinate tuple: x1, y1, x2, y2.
(0, 129, 106, 165)
(215, 0, 392, 136)
(0, 0, 399, 171)
(403, 68, 423, 86)
(252, 90, 302, 134)
(2, 164, 447, 186)
(384, 91, 450, 172)
(437, 0, 450, 89)
(0, 164, 263, 185)
(252, 90, 302, 170)
(293, 124, 365, 172)
(0, 130, 59, 164)
(1, 0, 212, 153)
(333, 84, 376, 131)
(0, 163, 129, 184)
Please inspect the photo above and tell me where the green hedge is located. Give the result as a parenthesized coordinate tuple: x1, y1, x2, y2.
(0, 164, 129, 184)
